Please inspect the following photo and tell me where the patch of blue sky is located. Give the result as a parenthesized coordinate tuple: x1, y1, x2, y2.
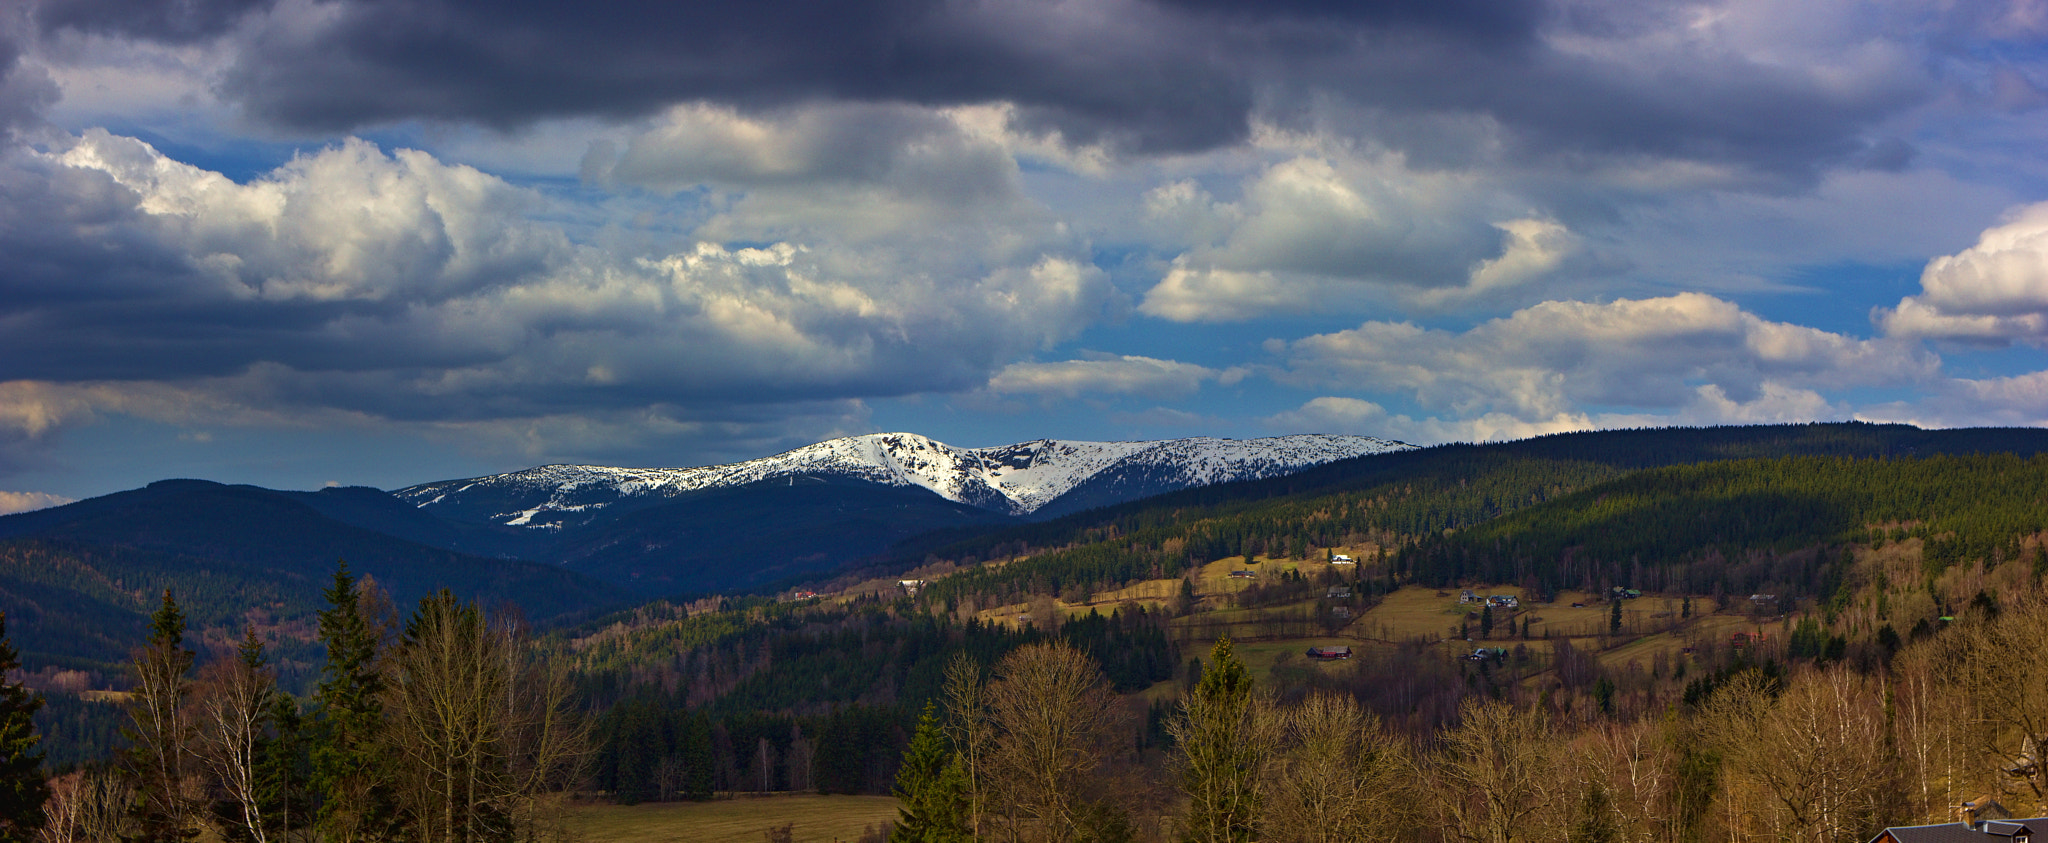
(1733, 260, 1924, 338)
(1924, 344, 2048, 381)
(84, 120, 307, 184)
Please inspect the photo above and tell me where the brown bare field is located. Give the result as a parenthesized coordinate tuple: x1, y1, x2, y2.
(1354, 586, 1475, 641)
(1086, 577, 1181, 608)
(566, 795, 900, 843)
(1516, 591, 1611, 638)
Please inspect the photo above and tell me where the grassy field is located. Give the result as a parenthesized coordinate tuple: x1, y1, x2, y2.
(1357, 585, 1482, 640)
(567, 795, 900, 843)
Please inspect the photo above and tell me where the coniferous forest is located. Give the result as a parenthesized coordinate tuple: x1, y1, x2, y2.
(6, 423, 2048, 842)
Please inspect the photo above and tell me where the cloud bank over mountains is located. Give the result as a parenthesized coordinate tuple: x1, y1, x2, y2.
(1, 0, 2047, 497)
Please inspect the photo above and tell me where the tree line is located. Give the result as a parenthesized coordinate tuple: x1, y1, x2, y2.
(578, 602, 1180, 804)
(35, 562, 587, 843)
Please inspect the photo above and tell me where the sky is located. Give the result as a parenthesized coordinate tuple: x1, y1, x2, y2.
(2, 0, 2048, 508)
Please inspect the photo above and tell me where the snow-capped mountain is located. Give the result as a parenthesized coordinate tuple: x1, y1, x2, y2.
(395, 432, 1413, 531)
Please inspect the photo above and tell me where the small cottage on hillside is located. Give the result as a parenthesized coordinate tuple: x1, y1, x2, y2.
(1306, 645, 1352, 660)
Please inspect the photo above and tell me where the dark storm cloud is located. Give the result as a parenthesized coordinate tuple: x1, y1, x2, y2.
(36, 0, 272, 44)
(32, 0, 1925, 175)
(206, 0, 1253, 152)
(36, 0, 1935, 178)
(0, 9, 57, 134)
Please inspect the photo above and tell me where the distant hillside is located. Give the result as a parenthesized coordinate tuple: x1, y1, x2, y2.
(0, 479, 629, 671)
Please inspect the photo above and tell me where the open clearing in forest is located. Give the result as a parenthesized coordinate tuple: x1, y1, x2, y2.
(567, 794, 900, 843)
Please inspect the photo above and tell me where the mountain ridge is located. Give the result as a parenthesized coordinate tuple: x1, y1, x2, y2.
(395, 432, 1414, 530)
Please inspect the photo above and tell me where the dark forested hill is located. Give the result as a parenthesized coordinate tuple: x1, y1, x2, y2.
(549, 475, 1014, 594)
(0, 479, 628, 671)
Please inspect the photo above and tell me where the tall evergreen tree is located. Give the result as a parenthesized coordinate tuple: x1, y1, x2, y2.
(682, 713, 715, 801)
(1171, 637, 1278, 843)
(258, 695, 311, 843)
(0, 613, 47, 843)
(311, 562, 391, 842)
(126, 588, 198, 842)
(892, 702, 970, 843)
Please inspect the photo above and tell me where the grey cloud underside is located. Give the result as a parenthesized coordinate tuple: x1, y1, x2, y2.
(0, 135, 1104, 421)
(35, 0, 270, 44)
(0, 11, 55, 135)
(36, 0, 1921, 174)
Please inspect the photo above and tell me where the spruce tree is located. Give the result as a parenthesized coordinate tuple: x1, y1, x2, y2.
(0, 613, 47, 843)
(1570, 782, 1619, 843)
(258, 695, 310, 843)
(682, 712, 715, 800)
(1172, 637, 1274, 843)
(311, 562, 390, 841)
(892, 702, 969, 843)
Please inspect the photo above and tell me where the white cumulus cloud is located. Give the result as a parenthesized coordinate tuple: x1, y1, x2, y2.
(0, 490, 72, 515)
(1269, 292, 1935, 437)
(1878, 201, 2048, 345)
(1137, 152, 1582, 322)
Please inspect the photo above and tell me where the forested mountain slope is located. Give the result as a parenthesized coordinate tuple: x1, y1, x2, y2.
(890, 423, 2048, 604)
(1402, 453, 2048, 595)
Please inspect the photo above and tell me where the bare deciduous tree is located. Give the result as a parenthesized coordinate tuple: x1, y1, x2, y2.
(1264, 692, 1411, 843)
(1706, 667, 1898, 843)
(383, 593, 588, 843)
(1952, 594, 2048, 815)
(192, 627, 277, 843)
(984, 642, 1120, 843)
(1435, 697, 1565, 843)
(942, 653, 993, 838)
(126, 589, 198, 842)
(1575, 718, 1678, 843)
(37, 767, 131, 843)
(1894, 652, 1970, 823)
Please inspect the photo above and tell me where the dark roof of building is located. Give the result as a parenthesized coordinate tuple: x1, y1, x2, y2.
(1872, 819, 2048, 843)
(1873, 823, 1999, 843)
(1986, 819, 2048, 837)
